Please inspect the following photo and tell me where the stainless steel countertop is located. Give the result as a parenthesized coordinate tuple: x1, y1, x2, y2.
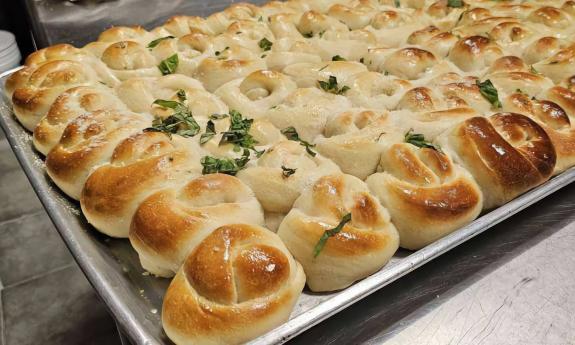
(21, 1, 575, 344)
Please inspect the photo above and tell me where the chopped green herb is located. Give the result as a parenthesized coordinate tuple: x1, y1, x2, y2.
(394, 0, 400, 8)
(176, 89, 186, 101)
(447, 0, 464, 8)
(258, 16, 264, 22)
(200, 120, 216, 144)
(318, 75, 350, 95)
(318, 30, 326, 38)
(258, 37, 273, 51)
(359, 57, 365, 64)
(530, 65, 539, 74)
(476, 79, 502, 108)
(281, 165, 297, 178)
(214, 46, 230, 57)
(209, 113, 229, 120)
(200, 149, 250, 176)
(313, 213, 352, 257)
(147, 36, 175, 49)
(303, 32, 314, 38)
(158, 54, 179, 75)
(384, 71, 390, 76)
(332, 55, 346, 61)
(404, 129, 442, 152)
(219, 110, 264, 156)
(145, 93, 200, 138)
(281, 126, 317, 156)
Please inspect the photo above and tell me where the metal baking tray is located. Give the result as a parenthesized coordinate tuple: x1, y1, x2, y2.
(2, 66, 575, 345)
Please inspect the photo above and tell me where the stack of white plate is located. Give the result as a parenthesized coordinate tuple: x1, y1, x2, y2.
(0, 30, 21, 73)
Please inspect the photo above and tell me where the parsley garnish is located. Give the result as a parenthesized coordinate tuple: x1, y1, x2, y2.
(476, 79, 502, 108)
(200, 120, 216, 144)
(200, 149, 250, 176)
(447, 0, 464, 8)
(332, 55, 346, 61)
(281, 166, 296, 178)
(281, 126, 317, 156)
(258, 37, 273, 51)
(147, 36, 174, 49)
(219, 110, 264, 157)
(145, 93, 200, 138)
(158, 54, 178, 75)
(318, 76, 350, 95)
(313, 213, 352, 257)
(404, 129, 442, 152)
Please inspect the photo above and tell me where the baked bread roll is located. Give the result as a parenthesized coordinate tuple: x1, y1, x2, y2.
(236, 140, 340, 214)
(130, 174, 264, 277)
(366, 143, 483, 250)
(267, 87, 352, 142)
(277, 174, 399, 292)
(315, 109, 403, 179)
(46, 110, 152, 200)
(81, 132, 204, 237)
(436, 113, 556, 209)
(503, 87, 575, 174)
(33, 85, 128, 155)
(214, 70, 297, 119)
(162, 223, 305, 345)
(9, 60, 108, 131)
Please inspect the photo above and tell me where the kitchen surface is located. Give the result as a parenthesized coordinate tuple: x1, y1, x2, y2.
(0, 1, 574, 344)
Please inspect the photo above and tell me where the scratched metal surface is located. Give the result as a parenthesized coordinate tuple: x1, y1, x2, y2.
(17, 1, 575, 344)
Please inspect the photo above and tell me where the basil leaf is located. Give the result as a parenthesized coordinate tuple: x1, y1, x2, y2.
(209, 113, 229, 120)
(258, 37, 273, 51)
(317, 75, 350, 95)
(200, 149, 250, 176)
(404, 129, 442, 152)
(147, 36, 175, 49)
(447, 0, 464, 8)
(158, 54, 179, 75)
(281, 165, 296, 178)
(476, 79, 502, 108)
(200, 120, 216, 144)
(281, 126, 317, 157)
(146, 92, 200, 138)
(313, 213, 352, 257)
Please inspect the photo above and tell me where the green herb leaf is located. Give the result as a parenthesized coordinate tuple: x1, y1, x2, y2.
(200, 149, 250, 176)
(158, 54, 179, 75)
(318, 75, 350, 95)
(209, 113, 229, 120)
(145, 93, 200, 138)
(476, 79, 502, 108)
(176, 89, 187, 101)
(302, 32, 314, 38)
(214, 46, 230, 57)
(200, 120, 216, 145)
(281, 126, 317, 156)
(447, 0, 464, 8)
(147, 36, 175, 49)
(281, 165, 296, 178)
(404, 129, 442, 152)
(258, 37, 273, 51)
(331, 55, 346, 61)
(313, 213, 352, 257)
(219, 110, 264, 157)
(394, 0, 400, 7)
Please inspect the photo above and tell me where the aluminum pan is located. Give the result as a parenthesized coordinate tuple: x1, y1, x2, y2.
(1, 67, 574, 345)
